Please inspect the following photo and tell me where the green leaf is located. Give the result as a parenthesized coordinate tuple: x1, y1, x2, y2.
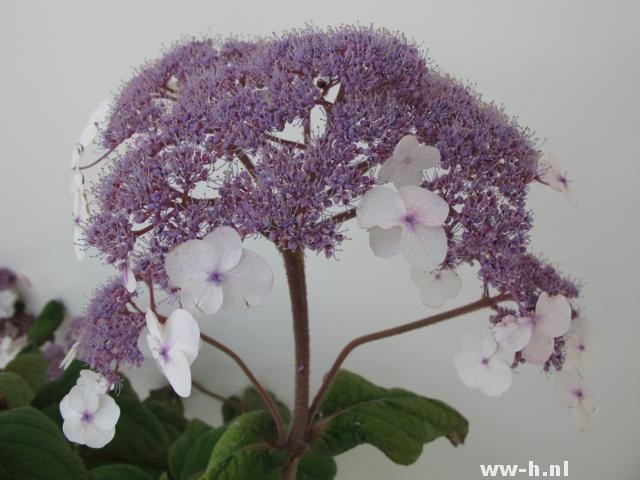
(169, 419, 210, 478)
(221, 387, 291, 427)
(0, 371, 34, 408)
(310, 370, 468, 465)
(4, 351, 48, 391)
(202, 411, 287, 480)
(28, 300, 65, 345)
(0, 406, 88, 480)
(80, 378, 170, 472)
(296, 454, 337, 480)
(168, 419, 226, 479)
(144, 386, 187, 442)
(89, 464, 154, 480)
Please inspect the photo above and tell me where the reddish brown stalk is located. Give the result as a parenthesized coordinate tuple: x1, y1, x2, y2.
(199, 332, 286, 444)
(307, 294, 511, 424)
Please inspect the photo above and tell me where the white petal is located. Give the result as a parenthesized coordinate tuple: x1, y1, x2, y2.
(165, 239, 217, 288)
(137, 327, 152, 358)
(400, 225, 448, 270)
(164, 309, 200, 365)
(491, 315, 533, 352)
(62, 417, 84, 444)
(88, 99, 110, 125)
(159, 350, 192, 397)
(70, 146, 82, 168)
(74, 226, 85, 261)
(398, 186, 449, 227)
(202, 226, 243, 272)
(411, 269, 461, 307)
(522, 329, 555, 365)
(0, 289, 18, 320)
(78, 123, 98, 147)
(476, 358, 513, 397)
(72, 190, 88, 221)
(563, 317, 591, 371)
(180, 278, 223, 316)
(368, 226, 402, 258)
(59, 342, 79, 369)
(454, 352, 482, 389)
(59, 394, 80, 420)
(70, 171, 83, 195)
(220, 249, 273, 310)
(408, 144, 440, 170)
(123, 267, 137, 293)
(92, 395, 120, 430)
(377, 155, 398, 183)
(82, 422, 116, 449)
(145, 308, 163, 342)
(77, 370, 110, 395)
(536, 293, 572, 338)
(393, 135, 420, 157)
(390, 161, 426, 188)
(356, 186, 406, 230)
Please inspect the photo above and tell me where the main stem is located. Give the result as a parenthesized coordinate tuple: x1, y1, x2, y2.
(281, 249, 311, 455)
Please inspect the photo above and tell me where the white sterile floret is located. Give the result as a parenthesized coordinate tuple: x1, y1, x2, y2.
(454, 329, 514, 397)
(539, 152, 575, 205)
(555, 369, 596, 431)
(0, 289, 18, 319)
(357, 185, 449, 270)
(378, 135, 441, 188)
(410, 268, 461, 307)
(123, 266, 137, 294)
(139, 308, 200, 398)
(492, 292, 571, 365)
(165, 226, 274, 316)
(60, 385, 120, 448)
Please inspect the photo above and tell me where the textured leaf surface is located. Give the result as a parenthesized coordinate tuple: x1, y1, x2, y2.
(296, 454, 337, 480)
(202, 411, 287, 480)
(28, 300, 65, 345)
(0, 406, 88, 480)
(89, 464, 153, 480)
(311, 370, 468, 465)
(0, 371, 34, 408)
(4, 351, 48, 391)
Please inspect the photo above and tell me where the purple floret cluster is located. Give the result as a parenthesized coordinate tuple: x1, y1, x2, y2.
(75, 26, 579, 376)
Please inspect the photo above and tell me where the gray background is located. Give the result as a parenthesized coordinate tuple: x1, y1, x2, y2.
(1, 0, 638, 478)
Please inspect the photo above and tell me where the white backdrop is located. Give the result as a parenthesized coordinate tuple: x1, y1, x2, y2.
(1, 1, 639, 478)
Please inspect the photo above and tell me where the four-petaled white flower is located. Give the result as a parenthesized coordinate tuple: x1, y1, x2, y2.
(0, 335, 27, 369)
(378, 135, 441, 188)
(492, 292, 571, 365)
(356, 185, 449, 270)
(563, 316, 591, 372)
(539, 153, 575, 206)
(0, 288, 18, 319)
(60, 385, 120, 448)
(165, 226, 274, 316)
(410, 268, 461, 307)
(140, 308, 200, 398)
(555, 369, 596, 431)
(454, 330, 515, 397)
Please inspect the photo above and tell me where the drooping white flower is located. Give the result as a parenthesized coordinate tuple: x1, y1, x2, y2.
(539, 153, 575, 206)
(165, 226, 274, 316)
(60, 385, 120, 448)
(492, 292, 572, 365)
(563, 317, 591, 372)
(76, 369, 111, 395)
(378, 135, 441, 188)
(123, 267, 137, 294)
(555, 369, 596, 431)
(0, 336, 27, 369)
(70, 99, 110, 168)
(59, 341, 79, 370)
(140, 309, 200, 398)
(454, 330, 514, 397)
(410, 268, 461, 307)
(0, 288, 18, 319)
(356, 185, 449, 270)
(70, 169, 84, 196)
